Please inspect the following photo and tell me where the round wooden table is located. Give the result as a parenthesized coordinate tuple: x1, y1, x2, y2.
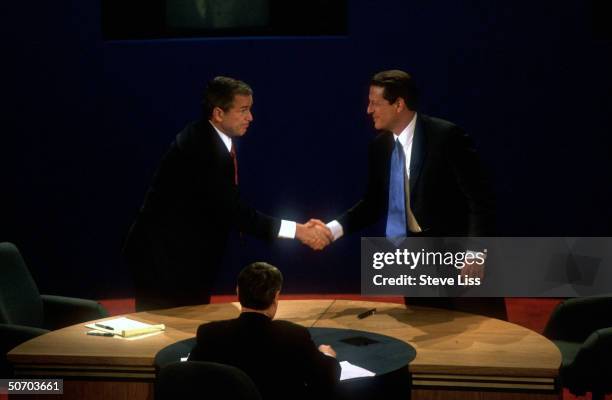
(8, 299, 561, 400)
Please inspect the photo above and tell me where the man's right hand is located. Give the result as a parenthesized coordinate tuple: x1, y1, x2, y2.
(296, 221, 333, 250)
(318, 344, 337, 358)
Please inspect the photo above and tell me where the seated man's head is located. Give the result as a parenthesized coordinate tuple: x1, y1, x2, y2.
(237, 262, 283, 318)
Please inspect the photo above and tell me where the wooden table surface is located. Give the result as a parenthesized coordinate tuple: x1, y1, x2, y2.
(8, 299, 562, 399)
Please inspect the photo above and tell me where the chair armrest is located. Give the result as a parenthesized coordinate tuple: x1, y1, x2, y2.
(543, 296, 612, 342)
(561, 327, 612, 395)
(0, 323, 49, 378)
(0, 323, 48, 354)
(41, 295, 109, 330)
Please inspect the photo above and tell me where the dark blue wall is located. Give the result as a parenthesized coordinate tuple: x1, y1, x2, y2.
(3, 1, 611, 298)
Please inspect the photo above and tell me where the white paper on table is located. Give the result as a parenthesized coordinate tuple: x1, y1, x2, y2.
(339, 361, 376, 381)
(85, 317, 165, 337)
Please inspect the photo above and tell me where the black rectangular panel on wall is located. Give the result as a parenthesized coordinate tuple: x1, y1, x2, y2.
(102, 0, 348, 40)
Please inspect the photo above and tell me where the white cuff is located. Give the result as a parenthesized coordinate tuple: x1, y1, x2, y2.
(326, 220, 344, 241)
(278, 220, 296, 239)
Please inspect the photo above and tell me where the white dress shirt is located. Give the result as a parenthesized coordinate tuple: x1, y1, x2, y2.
(209, 121, 296, 239)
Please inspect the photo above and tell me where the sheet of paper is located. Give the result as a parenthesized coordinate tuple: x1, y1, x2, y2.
(339, 361, 375, 381)
(123, 330, 164, 340)
(85, 317, 164, 337)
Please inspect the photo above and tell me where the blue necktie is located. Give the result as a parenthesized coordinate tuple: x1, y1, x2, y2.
(386, 139, 407, 238)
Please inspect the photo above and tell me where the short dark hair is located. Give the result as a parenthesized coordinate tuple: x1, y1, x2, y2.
(370, 69, 419, 110)
(237, 262, 283, 310)
(202, 76, 253, 118)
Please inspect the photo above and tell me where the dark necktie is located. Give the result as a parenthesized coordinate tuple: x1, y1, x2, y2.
(230, 142, 238, 185)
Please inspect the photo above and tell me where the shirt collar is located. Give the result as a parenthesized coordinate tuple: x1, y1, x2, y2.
(394, 112, 417, 147)
(209, 120, 233, 152)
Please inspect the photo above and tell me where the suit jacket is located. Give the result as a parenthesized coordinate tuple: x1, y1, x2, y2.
(338, 114, 494, 237)
(189, 312, 341, 400)
(123, 120, 281, 308)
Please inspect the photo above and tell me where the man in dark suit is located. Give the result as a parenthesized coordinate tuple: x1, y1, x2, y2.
(319, 70, 505, 319)
(189, 262, 341, 400)
(123, 76, 332, 311)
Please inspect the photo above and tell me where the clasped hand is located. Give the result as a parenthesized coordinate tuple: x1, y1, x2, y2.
(296, 219, 333, 251)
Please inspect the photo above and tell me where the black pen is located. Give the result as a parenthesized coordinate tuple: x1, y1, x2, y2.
(95, 323, 114, 330)
(87, 331, 114, 337)
(357, 308, 377, 319)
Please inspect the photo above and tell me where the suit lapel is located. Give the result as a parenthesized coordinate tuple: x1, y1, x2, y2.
(380, 131, 395, 191)
(207, 122, 231, 159)
(409, 114, 427, 201)
(205, 121, 236, 180)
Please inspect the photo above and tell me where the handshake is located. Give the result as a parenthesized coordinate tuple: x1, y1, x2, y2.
(295, 219, 334, 251)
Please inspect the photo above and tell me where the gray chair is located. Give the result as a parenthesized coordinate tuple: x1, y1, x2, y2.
(0, 242, 109, 377)
(543, 296, 612, 400)
(155, 361, 262, 400)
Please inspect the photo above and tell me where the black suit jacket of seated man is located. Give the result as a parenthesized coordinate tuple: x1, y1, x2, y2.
(189, 312, 341, 400)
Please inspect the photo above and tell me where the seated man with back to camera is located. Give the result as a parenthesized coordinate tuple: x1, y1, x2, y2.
(189, 262, 341, 400)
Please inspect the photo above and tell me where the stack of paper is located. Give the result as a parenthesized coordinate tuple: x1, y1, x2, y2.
(86, 317, 165, 338)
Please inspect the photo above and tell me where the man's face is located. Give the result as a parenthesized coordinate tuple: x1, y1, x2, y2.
(367, 85, 399, 131)
(217, 94, 253, 137)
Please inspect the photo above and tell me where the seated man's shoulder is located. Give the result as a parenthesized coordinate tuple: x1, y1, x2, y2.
(270, 320, 310, 336)
(196, 319, 235, 337)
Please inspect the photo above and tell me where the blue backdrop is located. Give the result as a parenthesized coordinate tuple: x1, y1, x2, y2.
(2, 1, 611, 298)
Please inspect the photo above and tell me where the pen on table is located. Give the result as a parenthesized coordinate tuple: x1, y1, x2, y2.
(95, 323, 114, 330)
(87, 331, 114, 337)
(357, 308, 377, 319)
